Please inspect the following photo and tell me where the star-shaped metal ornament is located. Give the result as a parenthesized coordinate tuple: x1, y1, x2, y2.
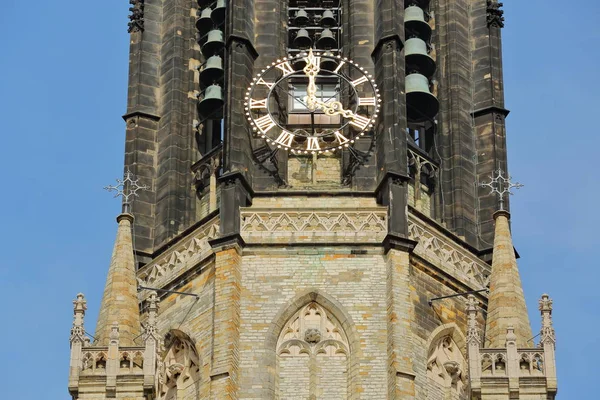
(480, 169, 523, 211)
(104, 169, 148, 213)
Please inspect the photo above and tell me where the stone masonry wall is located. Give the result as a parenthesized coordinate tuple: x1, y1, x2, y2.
(238, 249, 389, 399)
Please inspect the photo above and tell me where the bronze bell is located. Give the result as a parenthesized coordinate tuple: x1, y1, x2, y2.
(320, 10, 337, 27)
(404, 5, 432, 40)
(316, 29, 337, 50)
(198, 84, 224, 118)
(202, 29, 225, 57)
(405, 37, 436, 78)
(294, 9, 310, 27)
(200, 55, 224, 86)
(195, 8, 213, 35)
(320, 51, 338, 71)
(406, 73, 439, 122)
(293, 29, 312, 49)
(211, 0, 226, 25)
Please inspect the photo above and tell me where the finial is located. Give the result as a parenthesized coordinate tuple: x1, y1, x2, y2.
(539, 294, 556, 345)
(144, 291, 160, 342)
(70, 293, 87, 344)
(466, 294, 481, 345)
(480, 169, 523, 211)
(104, 169, 148, 214)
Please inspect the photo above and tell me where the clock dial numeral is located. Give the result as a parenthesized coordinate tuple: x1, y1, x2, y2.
(257, 78, 275, 89)
(358, 97, 377, 106)
(274, 130, 295, 147)
(276, 61, 295, 76)
(333, 61, 346, 74)
(350, 75, 369, 87)
(255, 114, 276, 132)
(349, 114, 371, 130)
(307, 137, 321, 151)
(333, 131, 350, 145)
(249, 98, 268, 109)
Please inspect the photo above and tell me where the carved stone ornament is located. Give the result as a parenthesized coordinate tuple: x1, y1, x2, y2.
(137, 219, 219, 288)
(128, 0, 145, 33)
(487, 1, 505, 28)
(158, 331, 201, 400)
(427, 336, 467, 397)
(409, 215, 491, 289)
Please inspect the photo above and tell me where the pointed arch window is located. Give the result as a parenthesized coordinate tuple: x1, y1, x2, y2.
(276, 302, 349, 399)
(158, 331, 201, 400)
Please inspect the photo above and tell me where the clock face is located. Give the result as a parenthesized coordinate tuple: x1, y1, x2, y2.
(245, 50, 381, 154)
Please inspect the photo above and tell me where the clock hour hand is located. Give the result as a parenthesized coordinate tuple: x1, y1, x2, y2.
(313, 99, 355, 119)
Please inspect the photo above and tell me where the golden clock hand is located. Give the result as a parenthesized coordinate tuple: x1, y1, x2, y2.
(313, 100, 355, 119)
(303, 49, 320, 110)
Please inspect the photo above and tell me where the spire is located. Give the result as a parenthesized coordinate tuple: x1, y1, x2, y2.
(485, 211, 532, 347)
(94, 213, 141, 346)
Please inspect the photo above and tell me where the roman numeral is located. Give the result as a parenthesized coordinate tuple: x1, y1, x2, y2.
(349, 114, 370, 130)
(257, 78, 274, 89)
(254, 114, 276, 132)
(307, 137, 321, 151)
(350, 75, 369, 87)
(276, 61, 295, 76)
(358, 97, 377, 106)
(333, 61, 346, 74)
(333, 131, 349, 145)
(249, 98, 268, 109)
(274, 130, 295, 147)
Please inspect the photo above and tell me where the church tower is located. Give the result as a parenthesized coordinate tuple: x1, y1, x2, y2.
(68, 1, 557, 399)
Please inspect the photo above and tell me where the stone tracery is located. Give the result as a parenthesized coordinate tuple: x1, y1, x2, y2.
(157, 331, 201, 400)
(427, 335, 467, 399)
(276, 302, 349, 399)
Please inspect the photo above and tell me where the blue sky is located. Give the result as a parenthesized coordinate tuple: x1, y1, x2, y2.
(0, 1, 596, 398)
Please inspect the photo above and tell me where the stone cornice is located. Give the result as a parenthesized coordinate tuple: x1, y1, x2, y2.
(136, 217, 220, 288)
(408, 213, 491, 290)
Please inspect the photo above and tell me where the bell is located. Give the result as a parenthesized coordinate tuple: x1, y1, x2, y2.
(202, 29, 225, 57)
(404, 5, 432, 40)
(294, 9, 309, 27)
(211, 0, 226, 25)
(405, 37, 436, 78)
(293, 29, 312, 49)
(316, 29, 337, 50)
(319, 10, 336, 27)
(200, 55, 224, 86)
(198, 84, 224, 118)
(196, 0, 211, 7)
(320, 51, 338, 71)
(195, 8, 213, 35)
(405, 73, 439, 122)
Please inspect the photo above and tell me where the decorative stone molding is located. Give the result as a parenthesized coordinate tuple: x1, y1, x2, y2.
(240, 208, 387, 244)
(408, 214, 491, 289)
(539, 294, 556, 345)
(128, 0, 145, 33)
(137, 218, 220, 288)
(487, 1, 505, 28)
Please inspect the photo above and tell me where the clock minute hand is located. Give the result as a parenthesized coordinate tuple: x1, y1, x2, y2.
(303, 49, 320, 110)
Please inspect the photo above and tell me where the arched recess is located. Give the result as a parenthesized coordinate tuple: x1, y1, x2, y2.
(265, 290, 361, 399)
(425, 323, 468, 400)
(157, 329, 202, 400)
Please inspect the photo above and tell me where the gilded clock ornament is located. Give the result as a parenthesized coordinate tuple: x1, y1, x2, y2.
(245, 49, 381, 154)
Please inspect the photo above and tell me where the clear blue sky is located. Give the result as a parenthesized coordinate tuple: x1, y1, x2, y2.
(0, 1, 596, 398)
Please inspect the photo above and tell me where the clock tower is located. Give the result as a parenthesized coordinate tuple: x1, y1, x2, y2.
(67, 1, 558, 399)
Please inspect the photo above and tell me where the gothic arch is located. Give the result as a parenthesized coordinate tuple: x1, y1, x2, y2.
(157, 329, 202, 400)
(265, 290, 361, 399)
(425, 323, 468, 400)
